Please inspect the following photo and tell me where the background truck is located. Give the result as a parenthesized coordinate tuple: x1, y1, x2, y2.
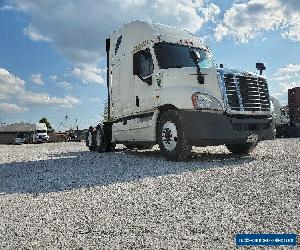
(32, 123, 49, 143)
(288, 87, 300, 137)
(270, 96, 290, 137)
(270, 87, 300, 138)
(87, 21, 274, 160)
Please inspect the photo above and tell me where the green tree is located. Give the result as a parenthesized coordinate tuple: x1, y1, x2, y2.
(39, 117, 52, 129)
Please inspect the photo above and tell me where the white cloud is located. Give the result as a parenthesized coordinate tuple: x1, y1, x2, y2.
(270, 64, 300, 103)
(0, 5, 13, 11)
(278, 64, 300, 75)
(71, 64, 105, 85)
(49, 75, 73, 91)
(274, 81, 299, 96)
(19, 91, 80, 108)
(23, 24, 51, 42)
(200, 3, 220, 23)
(12, 0, 220, 64)
(50, 75, 58, 81)
(57, 80, 73, 91)
(0, 68, 25, 99)
(272, 64, 300, 82)
(31, 73, 44, 85)
(0, 103, 28, 113)
(0, 67, 80, 108)
(215, 0, 300, 43)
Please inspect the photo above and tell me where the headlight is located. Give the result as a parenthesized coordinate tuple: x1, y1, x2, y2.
(191, 92, 223, 111)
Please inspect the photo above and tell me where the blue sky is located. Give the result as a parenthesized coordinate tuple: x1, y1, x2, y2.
(0, 0, 299, 130)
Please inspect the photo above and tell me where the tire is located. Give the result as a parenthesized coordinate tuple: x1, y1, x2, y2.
(95, 124, 115, 153)
(95, 125, 106, 153)
(157, 110, 192, 161)
(106, 142, 116, 152)
(226, 142, 257, 155)
(87, 127, 96, 151)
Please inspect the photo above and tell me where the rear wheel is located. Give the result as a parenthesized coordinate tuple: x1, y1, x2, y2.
(95, 125, 106, 153)
(157, 110, 191, 161)
(95, 124, 115, 153)
(226, 142, 257, 155)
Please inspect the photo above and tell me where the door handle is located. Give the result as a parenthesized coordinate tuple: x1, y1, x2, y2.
(136, 96, 140, 107)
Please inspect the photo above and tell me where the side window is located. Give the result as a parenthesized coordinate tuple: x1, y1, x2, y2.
(115, 36, 122, 55)
(133, 48, 154, 78)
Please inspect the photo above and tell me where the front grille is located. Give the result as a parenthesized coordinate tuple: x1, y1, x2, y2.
(224, 73, 271, 112)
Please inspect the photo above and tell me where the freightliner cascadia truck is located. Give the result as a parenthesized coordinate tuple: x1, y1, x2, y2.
(87, 21, 274, 160)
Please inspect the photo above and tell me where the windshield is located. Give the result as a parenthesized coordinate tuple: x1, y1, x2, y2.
(36, 130, 47, 133)
(154, 42, 216, 69)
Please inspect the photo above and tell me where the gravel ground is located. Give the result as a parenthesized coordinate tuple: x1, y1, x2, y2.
(0, 139, 299, 249)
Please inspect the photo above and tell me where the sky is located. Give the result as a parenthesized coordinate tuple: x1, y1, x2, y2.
(0, 0, 300, 130)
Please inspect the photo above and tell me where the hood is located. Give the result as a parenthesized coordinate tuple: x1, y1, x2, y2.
(159, 67, 224, 109)
(161, 67, 221, 96)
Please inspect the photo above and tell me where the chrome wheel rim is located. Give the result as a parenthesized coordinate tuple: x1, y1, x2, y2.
(162, 121, 178, 151)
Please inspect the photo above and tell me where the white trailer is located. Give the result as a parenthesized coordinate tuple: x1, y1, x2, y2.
(87, 21, 274, 160)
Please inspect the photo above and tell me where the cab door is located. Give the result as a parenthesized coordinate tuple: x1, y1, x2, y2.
(129, 47, 159, 142)
(133, 47, 159, 113)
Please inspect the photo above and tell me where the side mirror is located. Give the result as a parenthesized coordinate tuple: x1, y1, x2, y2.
(256, 63, 266, 75)
(189, 50, 200, 62)
(189, 49, 204, 84)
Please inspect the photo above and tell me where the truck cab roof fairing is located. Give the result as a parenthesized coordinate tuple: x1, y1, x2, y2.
(109, 21, 208, 65)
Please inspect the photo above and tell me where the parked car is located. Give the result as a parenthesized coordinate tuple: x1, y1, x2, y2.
(15, 133, 27, 145)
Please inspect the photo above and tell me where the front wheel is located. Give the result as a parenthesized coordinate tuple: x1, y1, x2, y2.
(157, 110, 192, 161)
(226, 142, 257, 155)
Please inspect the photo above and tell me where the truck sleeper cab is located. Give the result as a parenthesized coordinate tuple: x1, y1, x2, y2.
(33, 123, 49, 143)
(87, 21, 274, 160)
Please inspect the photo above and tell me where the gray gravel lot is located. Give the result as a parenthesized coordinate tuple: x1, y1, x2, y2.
(0, 139, 299, 249)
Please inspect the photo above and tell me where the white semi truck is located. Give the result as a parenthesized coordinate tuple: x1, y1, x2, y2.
(270, 96, 290, 137)
(32, 123, 49, 143)
(87, 21, 274, 160)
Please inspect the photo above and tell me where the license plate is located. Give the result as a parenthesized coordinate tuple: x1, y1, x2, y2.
(247, 133, 258, 143)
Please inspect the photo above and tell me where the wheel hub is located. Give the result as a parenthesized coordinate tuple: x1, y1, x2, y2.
(162, 122, 178, 151)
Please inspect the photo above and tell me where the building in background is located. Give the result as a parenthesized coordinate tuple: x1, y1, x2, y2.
(0, 123, 87, 144)
(0, 123, 35, 144)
